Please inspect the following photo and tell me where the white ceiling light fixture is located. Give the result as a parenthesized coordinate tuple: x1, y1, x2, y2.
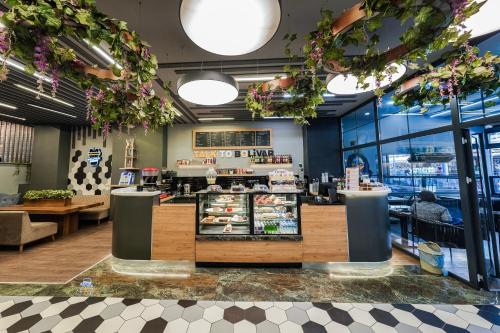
(14, 84, 75, 107)
(177, 71, 239, 106)
(235, 75, 286, 82)
(463, 0, 500, 38)
(83, 39, 123, 70)
(198, 117, 235, 121)
(0, 113, 25, 121)
(180, 0, 281, 56)
(0, 56, 52, 83)
(327, 63, 406, 95)
(28, 104, 77, 118)
(0, 102, 17, 110)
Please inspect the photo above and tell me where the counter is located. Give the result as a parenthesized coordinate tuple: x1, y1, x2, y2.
(338, 189, 392, 262)
(110, 188, 397, 266)
(111, 188, 160, 260)
(150, 194, 349, 265)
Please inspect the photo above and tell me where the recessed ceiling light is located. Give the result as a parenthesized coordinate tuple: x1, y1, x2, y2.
(180, 0, 281, 56)
(0, 113, 25, 121)
(14, 84, 75, 107)
(327, 63, 406, 95)
(28, 104, 77, 118)
(364, 112, 370, 116)
(263, 116, 293, 119)
(235, 75, 286, 82)
(83, 39, 123, 70)
(198, 117, 235, 121)
(0, 102, 17, 110)
(178, 71, 239, 106)
(463, 0, 500, 38)
(0, 56, 52, 83)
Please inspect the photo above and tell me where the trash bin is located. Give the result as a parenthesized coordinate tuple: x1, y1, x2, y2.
(418, 242, 445, 275)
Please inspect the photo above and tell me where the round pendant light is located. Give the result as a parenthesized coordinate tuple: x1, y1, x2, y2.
(177, 71, 239, 105)
(463, 0, 500, 38)
(326, 63, 406, 95)
(180, 0, 281, 56)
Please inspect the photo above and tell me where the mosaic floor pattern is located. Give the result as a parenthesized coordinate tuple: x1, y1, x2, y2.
(0, 296, 499, 333)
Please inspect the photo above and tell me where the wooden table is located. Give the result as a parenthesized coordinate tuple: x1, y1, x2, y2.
(0, 202, 103, 236)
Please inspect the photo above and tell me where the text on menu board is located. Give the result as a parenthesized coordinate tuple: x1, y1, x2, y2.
(193, 129, 272, 149)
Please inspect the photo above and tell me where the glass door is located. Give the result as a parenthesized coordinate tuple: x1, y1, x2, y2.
(469, 131, 500, 288)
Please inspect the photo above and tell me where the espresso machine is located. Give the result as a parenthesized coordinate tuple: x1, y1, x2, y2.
(141, 167, 159, 190)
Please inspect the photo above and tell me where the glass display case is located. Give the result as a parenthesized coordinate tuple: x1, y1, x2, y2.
(196, 191, 301, 236)
(253, 193, 300, 235)
(197, 192, 250, 235)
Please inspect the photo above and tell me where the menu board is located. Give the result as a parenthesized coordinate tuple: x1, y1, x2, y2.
(193, 129, 272, 149)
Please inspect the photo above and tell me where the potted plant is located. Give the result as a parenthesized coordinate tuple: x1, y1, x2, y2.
(23, 190, 74, 207)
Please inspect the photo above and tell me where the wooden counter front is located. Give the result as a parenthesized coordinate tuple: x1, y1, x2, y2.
(151, 202, 348, 263)
(195, 240, 302, 263)
(151, 204, 196, 260)
(301, 204, 348, 262)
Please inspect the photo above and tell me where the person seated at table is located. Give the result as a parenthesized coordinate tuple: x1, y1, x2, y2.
(411, 190, 452, 223)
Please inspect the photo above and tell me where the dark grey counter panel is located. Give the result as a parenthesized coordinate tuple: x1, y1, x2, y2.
(111, 193, 159, 260)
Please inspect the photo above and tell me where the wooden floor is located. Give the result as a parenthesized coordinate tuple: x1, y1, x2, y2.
(0, 220, 417, 284)
(391, 247, 419, 265)
(0, 222, 112, 284)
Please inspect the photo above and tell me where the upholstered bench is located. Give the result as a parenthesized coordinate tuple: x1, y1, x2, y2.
(73, 195, 110, 224)
(0, 211, 57, 252)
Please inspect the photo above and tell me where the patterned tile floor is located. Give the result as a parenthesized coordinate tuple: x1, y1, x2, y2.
(0, 296, 499, 333)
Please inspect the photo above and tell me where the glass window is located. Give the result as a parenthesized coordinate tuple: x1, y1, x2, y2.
(355, 102, 375, 127)
(356, 122, 376, 145)
(460, 91, 484, 122)
(342, 111, 357, 132)
(343, 145, 379, 181)
(377, 91, 401, 117)
(379, 113, 409, 140)
(408, 103, 452, 133)
(484, 88, 500, 118)
(343, 129, 358, 148)
(341, 102, 376, 147)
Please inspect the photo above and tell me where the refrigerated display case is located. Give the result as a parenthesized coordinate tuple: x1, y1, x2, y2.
(197, 192, 250, 235)
(196, 191, 301, 236)
(253, 193, 301, 235)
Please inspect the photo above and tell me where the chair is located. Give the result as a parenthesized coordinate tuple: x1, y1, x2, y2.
(0, 211, 58, 252)
(412, 216, 465, 260)
(73, 194, 110, 224)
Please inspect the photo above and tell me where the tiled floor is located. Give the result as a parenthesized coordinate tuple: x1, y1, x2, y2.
(0, 296, 499, 333)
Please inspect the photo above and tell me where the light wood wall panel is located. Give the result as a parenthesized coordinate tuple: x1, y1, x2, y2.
(195, 241, 302, 263)
(152, 204, 196, 260)
(301, 204, 348, 262)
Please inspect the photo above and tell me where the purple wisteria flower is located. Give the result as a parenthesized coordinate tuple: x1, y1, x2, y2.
(51, 67, 59, 97)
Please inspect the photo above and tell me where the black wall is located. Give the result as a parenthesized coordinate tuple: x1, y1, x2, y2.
(303, 117, 342, 180)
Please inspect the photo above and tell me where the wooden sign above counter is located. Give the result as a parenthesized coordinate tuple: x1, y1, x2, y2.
(193, 129, 272, 150)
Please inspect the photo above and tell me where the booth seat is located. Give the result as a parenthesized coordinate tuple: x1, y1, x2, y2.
(73, 194, 110, 224)
(0, 211, 57, 252)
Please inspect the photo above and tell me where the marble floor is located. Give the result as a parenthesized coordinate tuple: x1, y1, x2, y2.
(0, 256, 497, 305)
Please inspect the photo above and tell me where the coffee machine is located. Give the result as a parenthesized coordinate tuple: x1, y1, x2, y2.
(141, 167, 159, 189)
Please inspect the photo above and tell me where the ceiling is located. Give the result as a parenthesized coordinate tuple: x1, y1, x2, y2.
(0, 0, 473, 125)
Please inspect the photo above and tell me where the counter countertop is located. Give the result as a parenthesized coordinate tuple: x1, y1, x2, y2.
(196, 235, 303, 241)
(337, 189, 391, 197)
(111, 188, 161, 197)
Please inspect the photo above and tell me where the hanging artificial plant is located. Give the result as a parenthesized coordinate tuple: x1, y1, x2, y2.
(302, 0, 483, 101)
(245, 68, 325, 125)
(393, 44, 500, 111)
(0, 0, 176, 133)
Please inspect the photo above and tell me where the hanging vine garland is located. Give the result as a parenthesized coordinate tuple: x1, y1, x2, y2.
(302, 0, 483, 99)
(245, 70, 325, 125)
(392, 45, 500, 112)
(0, 0, 177, 133)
